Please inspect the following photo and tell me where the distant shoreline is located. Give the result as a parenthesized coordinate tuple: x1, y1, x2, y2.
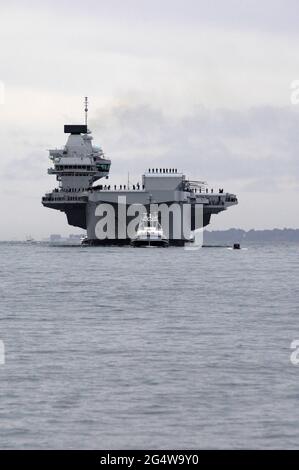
(1, 228, 299, 244)
(204, 228, 299, 243)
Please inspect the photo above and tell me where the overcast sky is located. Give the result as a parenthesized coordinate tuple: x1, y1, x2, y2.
(0, 0, 298, 239)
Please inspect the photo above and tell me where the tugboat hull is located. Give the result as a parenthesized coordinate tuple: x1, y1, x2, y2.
(131, 238, 169, 248)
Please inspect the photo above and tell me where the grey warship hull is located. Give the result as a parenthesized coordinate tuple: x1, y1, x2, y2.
(43, 187, 236, 245)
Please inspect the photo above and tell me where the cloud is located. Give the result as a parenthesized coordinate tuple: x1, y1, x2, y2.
(3, 102, 298, 192)
(4, 1, 299, 35)
(91, 103, 299, 192)
(1, 2, 298, 110)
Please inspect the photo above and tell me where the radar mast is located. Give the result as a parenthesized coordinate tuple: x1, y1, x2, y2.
(84, 96, 88, 127)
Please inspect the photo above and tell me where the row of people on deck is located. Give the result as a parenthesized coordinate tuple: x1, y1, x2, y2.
(148, 168, 178, 174)
(58, 185, 225, 193)
(91, 184, 145, 191)
(190, 188, 224, 194)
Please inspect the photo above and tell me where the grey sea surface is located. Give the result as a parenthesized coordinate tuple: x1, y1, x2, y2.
(0, 242, 298, 449)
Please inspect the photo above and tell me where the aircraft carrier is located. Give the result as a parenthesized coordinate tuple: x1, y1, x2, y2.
(42, 99, 238, 245)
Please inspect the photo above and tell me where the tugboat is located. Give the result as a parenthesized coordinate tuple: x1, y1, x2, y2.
(131, 213, 169, 247)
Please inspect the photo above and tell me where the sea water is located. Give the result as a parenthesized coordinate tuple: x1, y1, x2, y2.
(0, 242, 298, 449)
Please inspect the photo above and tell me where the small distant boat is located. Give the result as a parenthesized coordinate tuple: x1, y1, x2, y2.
(25, 235, 36, 243)
(131, 213, 169, 247)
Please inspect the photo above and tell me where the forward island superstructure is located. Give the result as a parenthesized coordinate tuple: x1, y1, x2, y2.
(42, 99, 238, 245)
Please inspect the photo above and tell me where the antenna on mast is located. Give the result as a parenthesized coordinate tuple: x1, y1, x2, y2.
(84, 96, 88, 127)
